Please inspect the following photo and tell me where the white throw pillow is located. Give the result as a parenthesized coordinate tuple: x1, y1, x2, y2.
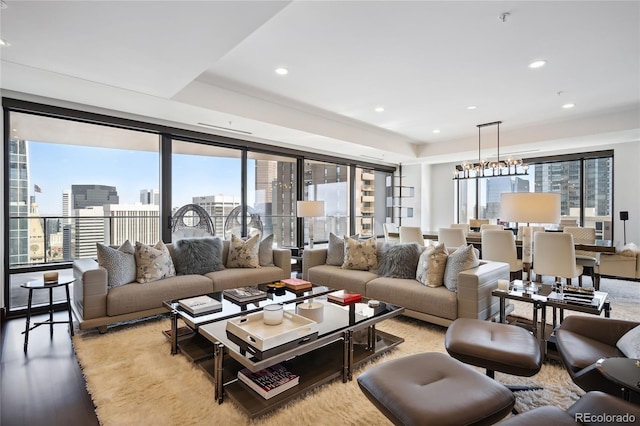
(226, 234, 260, 268)
(616, 325, 640, 358)
(134, 241, 176, 283)
(443, 244, 480, 292)
(341, 236, 377, 271)
(416, 243, 449, 287)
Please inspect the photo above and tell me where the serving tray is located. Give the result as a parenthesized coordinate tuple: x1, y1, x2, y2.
(226, 310, 319, 360)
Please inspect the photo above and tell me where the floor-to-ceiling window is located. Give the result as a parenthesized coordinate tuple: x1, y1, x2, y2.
(171, 140, 241, 239)
(3, 98, 395, 317)
(6, 111, 160, 311)
(456, 151, 613, 237)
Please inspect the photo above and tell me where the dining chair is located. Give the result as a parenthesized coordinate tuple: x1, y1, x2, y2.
(399, 226, 425, 246)
(450, 223, 470, 236)
(469, 219, 490, 229)
(516, 226, 545, 240)
(563, 226, 598, 285)
(481, 230, 523, 280)
(532, 232, 584, 286)
(480, 224, 504, 232)
(438, 227, 466, 250)
(383, 223, 400, 242)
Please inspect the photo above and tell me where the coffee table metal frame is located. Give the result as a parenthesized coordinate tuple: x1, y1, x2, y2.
(199, 298, 405, 418)
(163, 283, 334, 356)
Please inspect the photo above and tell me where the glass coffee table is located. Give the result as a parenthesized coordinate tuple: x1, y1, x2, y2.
(198, 296, 404, 418)
(163, 283, 334, 357)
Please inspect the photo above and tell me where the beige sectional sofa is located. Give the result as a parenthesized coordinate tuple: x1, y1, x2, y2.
(596, 242, 640, 282)
(72, 240, 291, 332)
(303, 241, 510, 327)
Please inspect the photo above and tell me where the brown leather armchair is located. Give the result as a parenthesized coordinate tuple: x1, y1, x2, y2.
(555, 315, 639, 402)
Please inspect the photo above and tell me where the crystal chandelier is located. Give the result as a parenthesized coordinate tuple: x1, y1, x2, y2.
(453, 121, 529, 180)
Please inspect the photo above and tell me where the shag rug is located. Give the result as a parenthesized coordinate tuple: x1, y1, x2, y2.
(72, 277, 638, 426)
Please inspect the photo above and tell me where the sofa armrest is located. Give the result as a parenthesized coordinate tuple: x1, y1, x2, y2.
(457, 261, 510, 320)
(558, 316, 639, 347)
(302, 248, 328, 280)
(272, 248, 292, 278)
(597, 253, 637, 279)
(73, 258, 108, 320)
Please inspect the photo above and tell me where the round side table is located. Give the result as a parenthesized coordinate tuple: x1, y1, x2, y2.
(596, 357, 640, 401)
(21, 278, 76, 353)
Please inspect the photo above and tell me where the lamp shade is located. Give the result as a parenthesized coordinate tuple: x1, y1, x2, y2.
(296, 200, 325, 218)
(500, 193, 561, 224)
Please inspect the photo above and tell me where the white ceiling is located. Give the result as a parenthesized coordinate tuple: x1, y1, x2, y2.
(1, 0, 639, 166)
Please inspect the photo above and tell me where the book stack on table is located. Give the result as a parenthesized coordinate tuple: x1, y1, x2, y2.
(178, 295, 222, 316)
(280, 278, 312, 291)
(237, 363, 299, 399)
(327, 289, 362, 305)
(223, 287, 268, 304)
(559, 286, 595, 306)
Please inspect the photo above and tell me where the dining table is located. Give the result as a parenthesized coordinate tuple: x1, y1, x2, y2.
(387, 230, 616, 253)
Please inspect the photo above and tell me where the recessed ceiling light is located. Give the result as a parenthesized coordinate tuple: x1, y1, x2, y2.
(275, 67, 288, 75)
(0, 39, 9, 47)
(562, 103, 575, 109)
(0, 1, 7, 9)
(467, 105, 477, 110)
(528, 60, 547, 69)
(374, 106, 385, 112)
(433, 129, 441, 134)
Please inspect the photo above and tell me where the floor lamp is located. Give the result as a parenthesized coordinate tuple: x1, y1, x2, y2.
(500, 193, 561, 284)
(620, 211, 628, 245)
(297, 201, 325, 249)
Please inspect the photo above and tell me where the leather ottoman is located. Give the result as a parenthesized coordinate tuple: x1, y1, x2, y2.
(357, 352, 515, 426)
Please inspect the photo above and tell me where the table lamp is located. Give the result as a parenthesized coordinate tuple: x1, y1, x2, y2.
(297, 200, 325, 249)
(500, 192, 561, 282)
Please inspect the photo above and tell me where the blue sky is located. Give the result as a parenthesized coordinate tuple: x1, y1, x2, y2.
(29, 142, 252, 216)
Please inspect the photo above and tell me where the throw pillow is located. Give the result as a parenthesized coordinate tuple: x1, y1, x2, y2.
(259, 234, 274, 266)
(443, 244, 480, 292)
(619, 243, 640, 257)
(341, 236, 378, 271)
(326, 232, 360, 266)
(378, 243, 421, 279)
(616, 325, 640, 358)
(97, 240, 136, 288)
(226, 233, 260, 268)
(173, 237, 224, 275)
(134, 241, 176, 283)
(416, 243, 449, 287)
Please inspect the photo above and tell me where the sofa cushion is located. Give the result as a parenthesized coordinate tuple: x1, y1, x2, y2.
(259, 234, 274, 266)
(416, 243, 449, 287)
(378, 243, 422, 279)
(367, 277, 458, 320)
(443, 244, 479, 292)
(307, 264, 374, 295)
(134, 241, 176, 283)
(342, 236, 378, 271)
(107, 274, 213, 316)
(616, 325, 640, 358)
(206, 266, 285, 292)
(226, 234, 260, 268)
(97, 240, 136, 288)
(173, 237, 225, 275)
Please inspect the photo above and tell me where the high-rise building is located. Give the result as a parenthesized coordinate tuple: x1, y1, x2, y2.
(255, 161, 296, 246)
(62, 189, 72, 223)
(139, 189, 160, 205)
(104, 204, 160, 245)
(191, 195, 242, 237)
(8, 139, 29, 266)
(71, 184, 119, 209)
(72, 206, 106, 259)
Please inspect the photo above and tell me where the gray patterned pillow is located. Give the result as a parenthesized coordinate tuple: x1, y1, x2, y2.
(416, 243, 449, 287)
(443, 244, 479, 292)
(326, 233, 359, 266)
(173, 237, 224, 275)
(378, 243, 421, 279)
(341, 236, 378, 271)
(97, 240, 136, 288)
(226, 234, 260, 268)
(616, 325, 640, 358)
(134, 241, 176, 283)
(259, 234, 274, 266)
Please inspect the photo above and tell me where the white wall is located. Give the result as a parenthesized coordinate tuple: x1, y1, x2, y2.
(415, 141, 640, 245)
(1, 90, 4, 312)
